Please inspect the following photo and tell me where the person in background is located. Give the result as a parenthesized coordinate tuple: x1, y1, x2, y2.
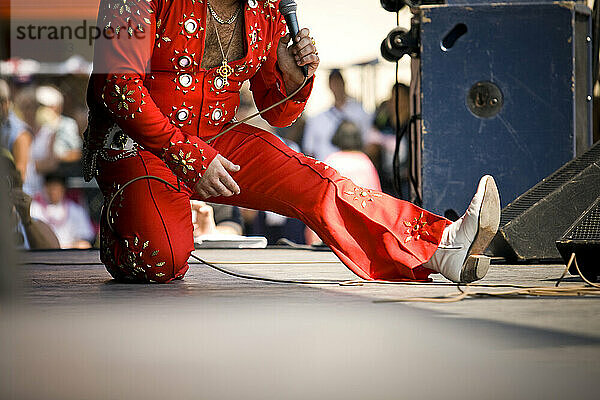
(367, 83, 410, 197)
(302, 69, 372, 160)
(325, 120, 381, 191)
(1, 147, 60, 249)
(190, 200, 243, 237)
(13, 86, 40, 136)
(247, 209, 306, 245)
(30, 172, 95, 249)
(275, 114, 306, 151)
(36, 85, 82, 164)
(0, 79, 33, 183)
(24, 85, 82, 195)
(307, 121, 381, 245)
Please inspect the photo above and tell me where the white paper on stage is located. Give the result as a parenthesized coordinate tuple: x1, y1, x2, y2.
(194, 234, 268, 249)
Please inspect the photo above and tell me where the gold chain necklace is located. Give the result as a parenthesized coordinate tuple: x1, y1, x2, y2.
(208, 2, 241, 85)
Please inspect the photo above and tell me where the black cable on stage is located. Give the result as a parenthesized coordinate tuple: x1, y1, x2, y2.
(21, 252, 600, 299)
(188, 252, 346, 285)
(392, 58, 403, 198)
(392, 9, 404, 199)
(408, 80, 422, 206)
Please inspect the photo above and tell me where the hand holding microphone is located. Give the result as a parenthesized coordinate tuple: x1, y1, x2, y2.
(277, 0, 319, 92)
(204, 0, 320, 145)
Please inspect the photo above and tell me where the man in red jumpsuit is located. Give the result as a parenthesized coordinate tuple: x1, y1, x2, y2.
(83, 0, 500, 283)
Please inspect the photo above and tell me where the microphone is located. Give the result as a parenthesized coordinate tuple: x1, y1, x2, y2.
(278, 0, 309, 77)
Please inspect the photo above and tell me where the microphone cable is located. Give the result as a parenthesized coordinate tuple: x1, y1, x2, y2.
(205, 76, 308, 144)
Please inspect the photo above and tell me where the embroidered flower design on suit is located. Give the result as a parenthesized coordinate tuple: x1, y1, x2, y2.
(171, 150, 197, 175)
(403, 212, 431, 243)
(113, 0, 132, 15)
(343, 187, 382, 209)
(102, 76, 145, 120)
(155, 19, 174, 47)
(110, 84, 136, 111)
(100, 230, 118, 275)
(106, 182, 125, 225)
(162, 140, 207, 182)
(248, 22, 262, 49)
(104, 0, 152, 37)
(119, 235, 166, 281)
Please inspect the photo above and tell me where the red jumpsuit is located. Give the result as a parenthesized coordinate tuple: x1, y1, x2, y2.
(84, 0, 448, 283)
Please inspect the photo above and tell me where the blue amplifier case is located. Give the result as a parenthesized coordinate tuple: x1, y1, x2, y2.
(417, 2, 592, 215)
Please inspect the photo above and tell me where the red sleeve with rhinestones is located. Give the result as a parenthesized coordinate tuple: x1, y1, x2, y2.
(91, 0, 217, 188)
(248, 12, 314, 128)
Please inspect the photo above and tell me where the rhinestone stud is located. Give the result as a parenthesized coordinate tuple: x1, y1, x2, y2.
(178, 56, 192, 68)
(211, 108, 223, 121)
(176, 109, 190, 121)
(179, 74, 193, 88)
(214, 76, 224, 90)
(184, 19, 198, 34)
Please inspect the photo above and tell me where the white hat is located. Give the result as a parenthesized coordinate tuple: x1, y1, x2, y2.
(35, 86, 63, 108)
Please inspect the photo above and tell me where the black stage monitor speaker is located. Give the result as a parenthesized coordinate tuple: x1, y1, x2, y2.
(488, 141, 600, 261)
(556, 196, 600, 280)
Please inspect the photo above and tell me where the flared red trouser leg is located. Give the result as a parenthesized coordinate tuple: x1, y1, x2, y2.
(96, 123, 449, 282)
(210, 125, 448, 281)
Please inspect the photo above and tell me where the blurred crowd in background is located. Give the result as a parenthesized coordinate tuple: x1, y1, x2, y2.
(1, 68, 411, 249)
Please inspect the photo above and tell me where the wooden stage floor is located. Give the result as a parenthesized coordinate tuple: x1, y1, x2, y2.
(1, 248, 599, 399)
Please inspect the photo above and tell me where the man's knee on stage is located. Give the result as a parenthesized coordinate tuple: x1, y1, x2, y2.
(100, 225, 192, 283)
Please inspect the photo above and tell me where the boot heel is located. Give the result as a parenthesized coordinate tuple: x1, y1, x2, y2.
(460, 255, 491, 283)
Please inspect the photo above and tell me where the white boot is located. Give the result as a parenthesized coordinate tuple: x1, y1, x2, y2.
(423, 175, 500, 283)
